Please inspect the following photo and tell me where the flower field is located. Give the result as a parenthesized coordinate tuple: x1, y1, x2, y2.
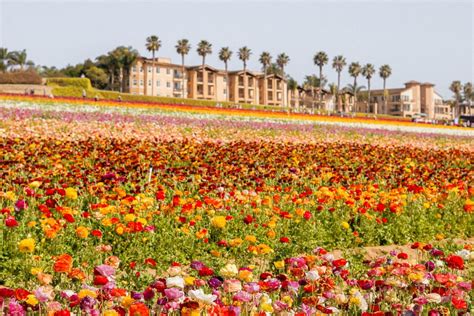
(0, 95, 473, 315)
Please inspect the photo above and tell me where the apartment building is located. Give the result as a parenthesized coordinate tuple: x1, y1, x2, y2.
(128, 57, 187, 98)
(127, 56, 287, 106)
(288, 87, 354, 112)
(358, 81, 451, 120)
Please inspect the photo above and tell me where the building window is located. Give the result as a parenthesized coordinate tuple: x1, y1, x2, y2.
(156, 67, 160, 73)
(157, 80, 160, 87)
(133, 80, 137, 86)
(403, 104, 410, 111)
(166, 81, 171, 88)
(223, 89, 227, 95)
(148, 80, 152, 86)
(402, 95, 409, 101)
(277, 92, 282, 101)
(148, 68, 151, 73)
(140, 67, 143, 73)
(166, 68, 171, 75)
(391, 95, 400, 102)
(249, 89, 254, 98)
(140, 80, 143, 86)
(132, 66, 137, 72)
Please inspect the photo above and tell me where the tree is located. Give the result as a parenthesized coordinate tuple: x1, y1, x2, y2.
(304, 74, 326, 112)
(110, 46, 139, 93)
(238, 46, 252, 103)
(463, 82, 473, 115)
(328, 83, 338, 111)
(266, 63, 283, 77)
(176, 39, 191, 98)
(218, 47, 232, 102)
(8, 49, 34, 71)
(259, 51, 272, 105)
(332, 55, 346, 111)
(361, 64, 376, 114)
(96, 53, 119, 90)
(85, 66, 108, 89)
(276, 53, 290, 106)
(0, 48, 12, 72)
(287, 77, 298, 107)
(313, 51, 329, 110)
(146, 35, 161, 96)
(197, 40, 212, 70)
(379, 64, 392, 114)
(348, 62, 362, 113)
(450, 81, 462, 119)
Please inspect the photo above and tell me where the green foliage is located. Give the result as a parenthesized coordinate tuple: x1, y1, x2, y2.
(46, 77, 92, 90)
(84, 66, 108, 90)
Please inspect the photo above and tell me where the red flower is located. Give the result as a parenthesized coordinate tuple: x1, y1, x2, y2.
(5, 216, 18, 228)
(243, 215, 253, 224)
(15, 288, 30, 300)
(332, 258, 347, 268)
(280, 237, 290, 243)
(145, 258, 157, 267)
(91, 230, 102, 238)
(445, 255, 464, 270)
(53, 254, 73, 273)
(54, 311, 71, 316)
(93, 275, 108, 286)
(303, 211, 312, 220)
(63, 214, 75, 223)
(397, 253, 408, 260)
(452, 296, 467, 309)
(155, 191, 165, 201)
(198, 266, 214, 276)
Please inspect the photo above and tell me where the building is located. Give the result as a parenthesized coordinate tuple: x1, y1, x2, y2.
(357, 81, 451, 120)
(288, 87, 354, 113)
(127, 56, 287, 107)
(128, 57, 187, 98)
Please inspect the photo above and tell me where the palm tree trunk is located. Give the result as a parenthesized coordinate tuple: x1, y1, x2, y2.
(181, 54, 185, 98)
(225, 62, 229, 102)
(263, 67, 267, 106)
(353, 76, 357, 114)
(151, 51, 155, 96)
(367, 79, 371, 114)
(383, 78, 387, 115)
(119, 67, 123, 93)
(319, 66, 323, 111)
(337, 71, 341, 112)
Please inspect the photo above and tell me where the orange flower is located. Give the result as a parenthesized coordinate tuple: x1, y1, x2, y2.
(129, 302, 150, 316)
(54, 254, 73, 273)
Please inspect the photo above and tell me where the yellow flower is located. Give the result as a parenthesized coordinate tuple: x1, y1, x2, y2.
(102, 218, 113, 226)
(27, 221, 37, 227)
(103, 310, 119, 316)
(211, 216, 226, 229)
(210, 250, 221, 257)
(136, 217, 147, 225)
(75, 226, 89, 238)
(274, 260, 285, 269)
(220, 263, 238, 277)
(19, 238, 35, 253)
(78, 289, 97, 299)
(229, 238, 243, 247)
(341, 221, 350, 230)
(31, 267, 42, 275)
(124, 214, 136, 222)
(65, 187, 78, 200)
(266, 230, 276, 238)
(121, 296, 134, 308)
(29, 181, 42, 188)
(261, 303, 273, 313)
(245, 235, 257, 243)
(185, 276, 196, 286)
(25, 294, 38, 306)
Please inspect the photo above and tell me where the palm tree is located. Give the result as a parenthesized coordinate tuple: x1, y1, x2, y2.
(197, 40, 212, 90)
(450, 81, 462, 119)
(328, 83, 338, 112)
(463, 82, 473, 115)
(379, 64, 392, 114)
(218, 47, 232, 102)
(111, 46, 139, 93)
(361, 64, 376, 114)
(345, 82, 366, 113)
(276, 53, 290, 106)
(259, 51, 272, 105)
(266, 63, 283, 77)
(8, 49, 33, 71)
(287, 77, 298, 108)
(176, 39, 191, 98)
(313, 51, 329, 110)
(238, 47, 252, 103)
(145, 35, 161, 96)
(0, 48, 13, 72)
(304, 75, 326, 112)
(332, 55, 346, 111)
(348, 62, 361, 113)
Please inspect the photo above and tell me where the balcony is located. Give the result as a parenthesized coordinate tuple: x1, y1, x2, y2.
(197, 75, 203, 83)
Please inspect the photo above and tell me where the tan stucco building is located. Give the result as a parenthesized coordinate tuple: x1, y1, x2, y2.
(128, 56, 287, 107)
(357, 81, 451, 120)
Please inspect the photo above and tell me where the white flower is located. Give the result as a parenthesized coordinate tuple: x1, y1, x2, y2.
(166, 276, 185, 289)
(305, 270, 320, 281)
(188, 289, 217, 305)
(425, 293, 441, 303)
(455, 249, 471, 260)
(220, 263, 238, 278)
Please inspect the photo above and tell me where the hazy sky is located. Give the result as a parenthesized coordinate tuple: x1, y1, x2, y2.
(1, 0, 473, 97)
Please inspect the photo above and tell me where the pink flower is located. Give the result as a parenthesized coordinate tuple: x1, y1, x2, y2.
(163, 288, 183, 300)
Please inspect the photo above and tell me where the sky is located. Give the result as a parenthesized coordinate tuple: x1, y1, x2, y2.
(0, 0, 473, 97)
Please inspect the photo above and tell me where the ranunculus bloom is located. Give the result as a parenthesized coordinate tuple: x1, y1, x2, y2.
(445, 255, 464, 270)
(18, 238, 35, 253)
(54, 254, 73, 273)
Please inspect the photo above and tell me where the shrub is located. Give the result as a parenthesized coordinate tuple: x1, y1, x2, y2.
(0, 70, 42, 84)
(46, 77, 92, 90)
